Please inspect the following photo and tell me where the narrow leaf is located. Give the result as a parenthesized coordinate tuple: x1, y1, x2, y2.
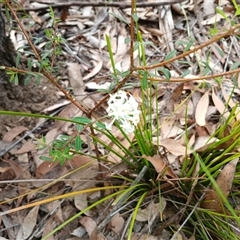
(164, 50, 176, 61)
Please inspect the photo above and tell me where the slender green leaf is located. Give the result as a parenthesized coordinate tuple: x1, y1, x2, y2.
(72, 116, 92, 125)
(141, 71, 148, 89)
(106, 34, 117, 78)
(108, 12, 129, 25)
(181, 69, 190, 78)
(230, 62, 240, 70)
(132, 13, 139, 23)
(158, 67, 171, 80)
(164, 49, 176, 61)
(75, 135, 83, 151)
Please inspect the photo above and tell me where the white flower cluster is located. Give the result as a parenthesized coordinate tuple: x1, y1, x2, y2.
(105, 90, 141, 133)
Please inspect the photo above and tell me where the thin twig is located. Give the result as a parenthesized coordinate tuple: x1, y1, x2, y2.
(0, 179, 114, 184)
(132, 67, 240, 83)
(134, 24, 240, 71)
(18, 0, 186, 12)
(130, 0, 135, 71)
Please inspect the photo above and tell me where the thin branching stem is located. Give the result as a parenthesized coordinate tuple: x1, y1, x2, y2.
(134, 24, 240, 71)
(132, 67, 240, 83)
(4, 1, 89, 115)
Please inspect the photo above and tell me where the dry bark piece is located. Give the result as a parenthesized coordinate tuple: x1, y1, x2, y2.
(0, 8, 21, 85)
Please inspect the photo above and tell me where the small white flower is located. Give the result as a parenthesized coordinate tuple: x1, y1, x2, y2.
(105, 90, 141, 133)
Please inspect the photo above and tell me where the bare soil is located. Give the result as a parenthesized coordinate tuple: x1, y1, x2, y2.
(0, 77, 59, 135)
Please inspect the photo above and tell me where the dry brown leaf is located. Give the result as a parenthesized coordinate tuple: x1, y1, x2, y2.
(212, 88, 230, 119)
(29, 11, 42, 24)
(68, 158, 98, 215)
(171, 83, 184, 101)
(46, 200, 64, 223)
(136, 200, 165, 222)
(158, 139, 192, 156)
(83, 59, 103, 81)
(204, 122, 217, 136)
(74, 193, 89, 214)
(3, 126, 28, 141)
(45, 128, 59, 145)
(42, 217, 54, 240)
(167, 154, 178, 164)
(193, 136, 218, 152)
(160, 118, 184, 139)
(12, 141, 35, 154)
(143, 154, 177, 178)
(35, 161, 59, 178)
(221, 85, 235, 108)
(195, 125, 209, 137)
(3, 159, 23, 178)
(145, 27, 163, 37)
(68, 161, 98, 187)
(110, 213, 125, 233)
(67, 155, 95, 168)
(1, 214, 17, 239)
(195, 91, 209, 126)
(54, 104, 80, 130)
(211, 43, 225, 64)
(0, 168, 16, 185)
(143, 154, 165, 174)
(206, 105, 217, 119)
(17, 170, 32, 206)
(17, 205, 39, 240)
(201, 158, 238, 213)
(0, 167, 11, 173)
(80, 216, 97, 240)
(164, 84, 184, 113)
(188, 132, 196, 149)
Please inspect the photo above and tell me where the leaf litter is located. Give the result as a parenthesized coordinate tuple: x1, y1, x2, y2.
(0, 0, 240, 239)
